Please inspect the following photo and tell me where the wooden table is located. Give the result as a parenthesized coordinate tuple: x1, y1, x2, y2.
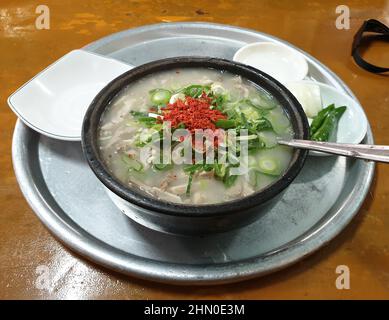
(1, 0, 388, 299)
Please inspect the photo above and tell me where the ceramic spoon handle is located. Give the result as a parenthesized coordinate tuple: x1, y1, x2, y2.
(278, 139, 389, 163)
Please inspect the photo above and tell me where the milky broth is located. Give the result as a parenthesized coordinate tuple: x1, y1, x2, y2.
(98, 68, 294, 205)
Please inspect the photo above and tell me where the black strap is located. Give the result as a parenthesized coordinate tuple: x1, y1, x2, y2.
(352, 19, 389, 74)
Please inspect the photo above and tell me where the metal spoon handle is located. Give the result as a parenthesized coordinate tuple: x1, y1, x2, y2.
(278, 139, 389, 163)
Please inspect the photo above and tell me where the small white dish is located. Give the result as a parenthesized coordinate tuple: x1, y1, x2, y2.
(8, 49, 133, 141)
(289, 80, 368, 156)
(233, 42, 309, 83)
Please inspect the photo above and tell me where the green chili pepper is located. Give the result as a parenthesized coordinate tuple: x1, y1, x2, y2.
(310, 104, 335, 134)
(310, 104, 335, 136)
(334, 106, 347, 119)
(311, 111, 336, 141)
(311, 106, 347, 142)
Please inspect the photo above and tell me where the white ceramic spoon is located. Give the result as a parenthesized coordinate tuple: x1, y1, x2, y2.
(8, 50, 133, 141)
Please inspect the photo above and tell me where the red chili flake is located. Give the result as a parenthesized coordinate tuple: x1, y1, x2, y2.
(159, 94, 226, 133)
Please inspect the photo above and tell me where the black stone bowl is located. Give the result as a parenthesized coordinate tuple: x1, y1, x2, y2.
(82, 57, 309, 235)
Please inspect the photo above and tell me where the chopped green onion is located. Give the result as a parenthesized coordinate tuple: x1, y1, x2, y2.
(153, 163, 173, 171)
(257, 130, 277, 148)
(254, 118, 273, 131)
(130, 111, 158, 127)
(130, 110, 148, 118)
(214, 163, 227, 179)
(248, 138, 265, 150)
(236, 134, 258, 141)
(138, 117, 157, 125)
(221, 166, 239, 188)
(186, 172, 194, 196)
(202, 164, 214, 172)
(223, 174, 238, 188)
(257, 157, 280, 176)
(121, 155, 143, 172)
(183, 164, 204, 174)
(248, 169, 259, 187)
(212, 94, 228, 110)
(249, 95, 277, 110)
(182, 85, 210, 98)
(150, 89, 172, 105)
(266, 110, 290, 134)
(215, 119, 236, 129)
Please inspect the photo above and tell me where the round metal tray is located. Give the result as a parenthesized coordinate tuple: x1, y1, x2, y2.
(12, 22, 375, 285)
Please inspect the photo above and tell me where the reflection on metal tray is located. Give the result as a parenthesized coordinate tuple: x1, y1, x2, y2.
(12, 22, 374, 285)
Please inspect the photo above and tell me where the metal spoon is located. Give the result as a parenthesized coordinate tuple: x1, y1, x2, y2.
(278, 139, 389, 163)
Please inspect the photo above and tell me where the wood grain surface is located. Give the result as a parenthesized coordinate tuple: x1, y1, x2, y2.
(0, 0, 388, 299)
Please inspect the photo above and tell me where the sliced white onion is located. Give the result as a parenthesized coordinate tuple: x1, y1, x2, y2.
(286, 82, 322, 118)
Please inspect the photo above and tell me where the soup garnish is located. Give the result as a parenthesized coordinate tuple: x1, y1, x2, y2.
(98, 68, 294, 204)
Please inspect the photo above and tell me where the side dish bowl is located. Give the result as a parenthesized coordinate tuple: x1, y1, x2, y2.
(82, 57, 309, 234)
